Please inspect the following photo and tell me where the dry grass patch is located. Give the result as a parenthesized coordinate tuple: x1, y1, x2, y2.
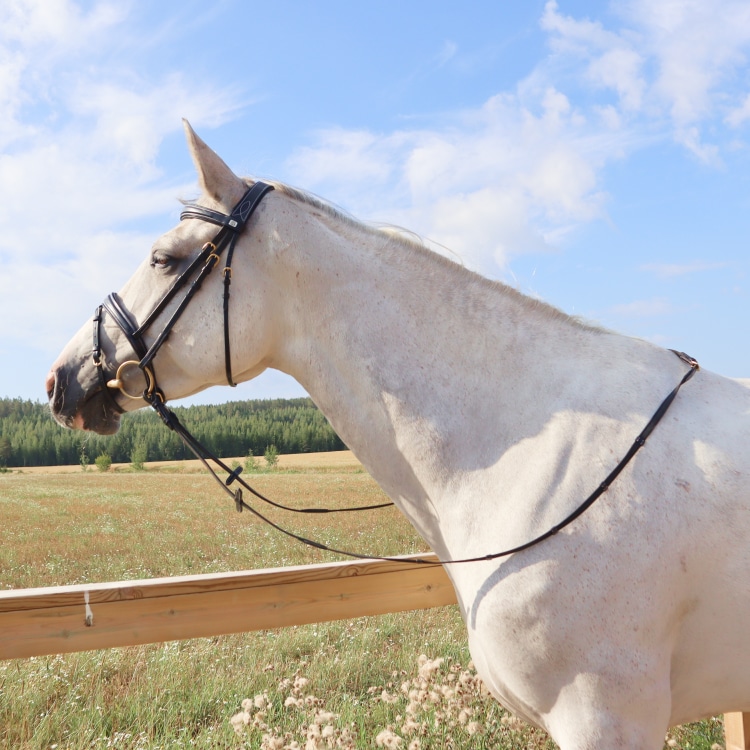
(0, 470, 420, 588)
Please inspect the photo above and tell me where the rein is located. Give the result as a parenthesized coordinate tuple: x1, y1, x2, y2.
(94, 184, 700, 566)
(148, 349, 699, 566)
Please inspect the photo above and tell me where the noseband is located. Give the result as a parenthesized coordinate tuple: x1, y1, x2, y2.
(93, 181, 274, 411)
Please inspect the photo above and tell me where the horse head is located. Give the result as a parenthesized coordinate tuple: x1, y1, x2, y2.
(47, 122, 279, 434)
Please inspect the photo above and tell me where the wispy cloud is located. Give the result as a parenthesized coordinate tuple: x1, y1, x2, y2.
(609, 297, 675, 317)
(640, 261, 729, 278)
(287, 0, 750, 276)
(0, 0, 241, 353)
(287, 86, 614, 274)
(543, 0, 750, 163)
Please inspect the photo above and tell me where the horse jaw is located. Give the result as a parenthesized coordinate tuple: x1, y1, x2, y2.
(183, 119, 246, 208)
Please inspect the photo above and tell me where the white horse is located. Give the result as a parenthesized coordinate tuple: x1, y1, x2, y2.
(47, 121, 750, 749)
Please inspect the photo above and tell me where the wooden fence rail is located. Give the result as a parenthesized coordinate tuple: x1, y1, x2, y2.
(0, 554, 453, 659)
(0, 554, 746, 748)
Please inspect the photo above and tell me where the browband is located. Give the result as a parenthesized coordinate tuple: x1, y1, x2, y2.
(180, 181, 275, 229)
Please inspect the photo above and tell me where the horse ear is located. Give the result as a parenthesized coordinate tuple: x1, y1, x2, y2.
(182, 119, 244, 207)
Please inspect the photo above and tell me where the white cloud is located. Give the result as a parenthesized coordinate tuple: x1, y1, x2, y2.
(285, 0, 750, 278)
(69, 74, 242, 174)
(541, 0, 646, 112)
(0, 0, 127, 147)
(626, 0, 750, 122)
(0, 0, 124, 47)
(0, 0, 242, 354)
(287, 129, 406, 193)
(0, 230, 156, 352)
(543, 0, 750, 162)
(640, 260, 729, 277)
(286, 86, 614, 275)
(726, 93, 750, 127)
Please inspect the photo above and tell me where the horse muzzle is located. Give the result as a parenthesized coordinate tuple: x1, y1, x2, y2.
(46, 363, 122, 435)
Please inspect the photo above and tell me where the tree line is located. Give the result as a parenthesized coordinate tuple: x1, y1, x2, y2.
(0, 397, 346, 468)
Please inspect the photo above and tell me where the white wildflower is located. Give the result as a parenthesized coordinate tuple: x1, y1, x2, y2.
(314, 710, 336, 724)
(417, 656, 443, 681)
(229, 711, 250, 735)
(401, 718, 420, 736)
(375, 728, 404, 748)
(260, 734, 285, 750)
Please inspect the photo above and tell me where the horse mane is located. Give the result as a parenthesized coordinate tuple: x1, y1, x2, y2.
(252, 178, 605, 335)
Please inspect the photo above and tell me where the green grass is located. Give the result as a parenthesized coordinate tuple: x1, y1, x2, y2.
(0, 466, 728, 749)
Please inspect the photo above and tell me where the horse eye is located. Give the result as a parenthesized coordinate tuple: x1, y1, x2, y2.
(150, 254, 172, 270)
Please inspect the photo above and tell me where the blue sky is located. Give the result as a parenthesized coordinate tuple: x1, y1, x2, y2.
(2, 0, 750, 405)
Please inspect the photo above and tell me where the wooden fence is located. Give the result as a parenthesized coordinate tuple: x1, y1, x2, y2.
(0, 554, 746, 749)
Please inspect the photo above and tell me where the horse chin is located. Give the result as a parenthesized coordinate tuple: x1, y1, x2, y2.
(49, 381, 122, 435)
(50, 399, 122, 435)
(78, 404, 122, 435)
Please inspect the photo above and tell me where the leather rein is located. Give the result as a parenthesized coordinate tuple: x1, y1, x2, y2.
(92, 183, 700, 566)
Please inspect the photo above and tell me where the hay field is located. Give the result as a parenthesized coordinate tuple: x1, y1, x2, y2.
(19, 450, 362, 475)
(0, 456, 724, 749)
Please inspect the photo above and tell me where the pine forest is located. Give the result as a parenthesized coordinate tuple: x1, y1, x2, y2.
(0, 397, 346, 468)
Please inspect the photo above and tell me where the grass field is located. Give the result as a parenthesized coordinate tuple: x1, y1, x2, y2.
(0, 455, 726, 749)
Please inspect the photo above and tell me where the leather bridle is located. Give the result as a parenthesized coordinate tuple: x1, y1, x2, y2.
(90, 179, 394, 533)
(93, 181, 275, 412)
(88, 182, 701, 566)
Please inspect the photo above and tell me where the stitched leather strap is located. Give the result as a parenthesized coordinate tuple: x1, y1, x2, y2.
(96, 181, 275, 404)
(177, 181, 274, 386)
(180, 204, 242, 229)
(92, 304, 126, 414)
(223, 235, 239, 386)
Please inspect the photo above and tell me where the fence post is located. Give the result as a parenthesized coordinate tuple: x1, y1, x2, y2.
(726, 713, 750, 750)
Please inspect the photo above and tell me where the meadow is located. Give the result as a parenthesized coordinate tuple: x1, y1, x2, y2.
(0, 455, 725, 749)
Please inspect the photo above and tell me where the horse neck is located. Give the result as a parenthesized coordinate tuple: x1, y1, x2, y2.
(261, 196, 609, 543)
